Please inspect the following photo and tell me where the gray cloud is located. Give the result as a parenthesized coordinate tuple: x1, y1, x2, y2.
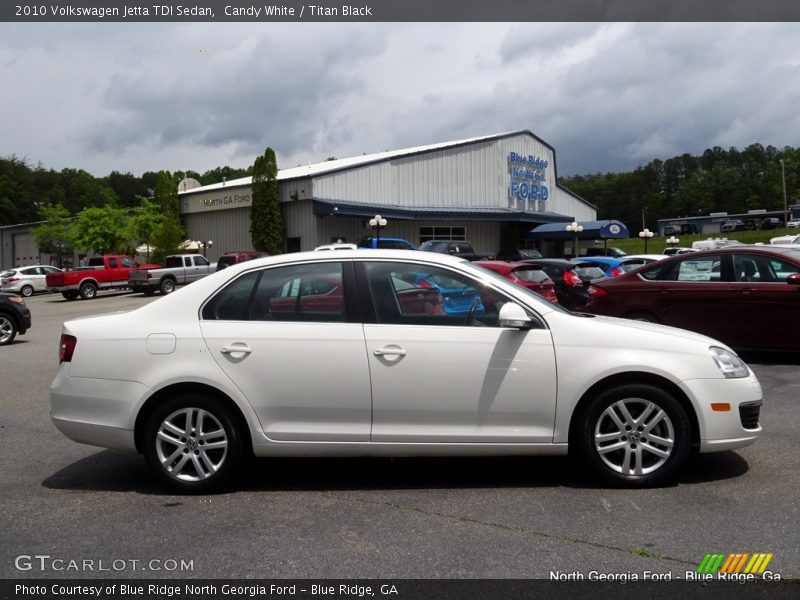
(1, 23, 799, 177)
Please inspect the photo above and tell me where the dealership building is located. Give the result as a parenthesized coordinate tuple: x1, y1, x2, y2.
(178, 130, 597, 261)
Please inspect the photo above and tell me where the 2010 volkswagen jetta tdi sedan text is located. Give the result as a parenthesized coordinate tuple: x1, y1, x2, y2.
(50, 250, 763, 493)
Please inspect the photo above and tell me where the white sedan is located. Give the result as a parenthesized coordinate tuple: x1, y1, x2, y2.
(50, 250, 762, 492)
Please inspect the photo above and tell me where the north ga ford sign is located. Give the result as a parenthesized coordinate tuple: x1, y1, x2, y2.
(508, 152, 549, 205)
(181, 191, 252, 214)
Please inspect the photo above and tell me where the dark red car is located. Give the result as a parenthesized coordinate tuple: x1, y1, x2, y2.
(588, 246, 800, 351)
(475, 260, 559, 304)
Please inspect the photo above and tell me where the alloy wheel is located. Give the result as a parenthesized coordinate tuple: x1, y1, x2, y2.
(155, 407, 229, 482)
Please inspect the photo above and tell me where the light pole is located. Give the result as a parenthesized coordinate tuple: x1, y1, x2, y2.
(666, 235, 680, 249)
(780, 159, 788, 234)
(203, 240, 213, 258)
(639, 228, 654, 253)
(369, 214, 387, 246)
(565, 221, 583, 258)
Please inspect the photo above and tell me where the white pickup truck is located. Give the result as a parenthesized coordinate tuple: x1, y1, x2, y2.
(129, 254, 216, 295)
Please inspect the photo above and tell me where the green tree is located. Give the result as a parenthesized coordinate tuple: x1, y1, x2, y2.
(150, 215, 185, 265)
(129, 196, 164, 262)
(154, 170, 180, 219)
(72, 205, 131, 254)
(33, 204, 75, 268)
(250, 147, 284, 254)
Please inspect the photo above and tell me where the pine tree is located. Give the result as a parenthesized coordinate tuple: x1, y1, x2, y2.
(250, 147, 284, 254)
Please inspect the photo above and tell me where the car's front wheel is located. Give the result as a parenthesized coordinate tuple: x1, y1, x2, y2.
(575, 384, 690, 487)
(0, 314, 18, 345)
(143, 394, 243, 493)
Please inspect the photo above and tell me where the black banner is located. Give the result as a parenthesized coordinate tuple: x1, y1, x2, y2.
(3, 0, 800, 23)
(3, 580, 800, 600)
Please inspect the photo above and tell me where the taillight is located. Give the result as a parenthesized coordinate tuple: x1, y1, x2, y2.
(544, 288, 559, 303)
(610, 267, 623, 277)
(7, 277, 19, 283)
(59, 334, 77, 363)
(563, 270, 583, 287)
(588, 285, 607, 298)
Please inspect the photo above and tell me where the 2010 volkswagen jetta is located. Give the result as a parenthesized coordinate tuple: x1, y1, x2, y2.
(50, 250, 762, 493)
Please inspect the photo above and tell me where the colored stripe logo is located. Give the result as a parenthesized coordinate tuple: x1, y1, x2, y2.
(697, 552, 774, 574)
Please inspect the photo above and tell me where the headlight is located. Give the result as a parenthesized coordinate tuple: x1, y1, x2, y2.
(9, 295, 25, 305)
(709, 346, 749, 379)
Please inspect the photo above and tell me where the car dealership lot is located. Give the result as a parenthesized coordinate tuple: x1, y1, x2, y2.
(1, 292, 798, 579)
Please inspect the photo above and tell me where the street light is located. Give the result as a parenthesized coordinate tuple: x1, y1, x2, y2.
(369, 214, 387, 246)
(639, 228, 654, 253)
(203, 240, 213, 258)
(565, 221, 583, 258)
(666, 235, 680, 248)
(780, 159, 788, 234)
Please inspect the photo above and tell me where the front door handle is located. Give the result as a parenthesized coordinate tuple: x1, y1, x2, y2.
(374, 347, 407, 357)
(221, 344, 253, 355)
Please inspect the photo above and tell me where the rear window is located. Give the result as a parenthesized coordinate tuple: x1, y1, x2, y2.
(164, 256, 183, 268)
(512, 268, 550, 283)
(573, 266, 606, 279)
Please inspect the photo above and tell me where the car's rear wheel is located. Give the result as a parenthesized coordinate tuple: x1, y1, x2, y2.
(160, 278, 176, 295)
(575, 384, 690, 487)
(143, 394, 243, 493)
(0, 314, 18, 345)
(79, 282, 97, 300)
(20, 285, 34, 297)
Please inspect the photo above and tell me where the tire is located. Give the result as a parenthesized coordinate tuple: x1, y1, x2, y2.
(62, 291, 79, 301)
(160, 278, 176, 295)
(79, 282, 98, 300)
(20, 285, 34, 298)
(143, 394, 243, 493)
(0, 314, 18, 346)
(574, 384, 691, 487)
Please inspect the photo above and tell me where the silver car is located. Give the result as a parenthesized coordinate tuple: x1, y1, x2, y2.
(0, 265, 63, 297)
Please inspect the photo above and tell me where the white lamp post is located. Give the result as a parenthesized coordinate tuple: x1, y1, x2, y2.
(369, 214, 387, 246)
(666, 235, 680, 248)
(203, 240, 213, 258)
(639, 228, 654, 253)
(565, 221, 583, 258)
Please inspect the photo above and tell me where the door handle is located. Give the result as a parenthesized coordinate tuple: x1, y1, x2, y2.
(374, 347, 407, 357)
(221, 344, 253, 355)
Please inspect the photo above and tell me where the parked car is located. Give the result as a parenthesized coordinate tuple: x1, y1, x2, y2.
(474, 260, 559, 304)
(587, 246, 800, 351)
(45, 255, 160, 300)
(418, 240, 488, 261)
(0, 265, 62, 297)
(584, 246, 627, 258)
(520, 258, 601, 311)
(691, 238, 743, 251)
(770, 234, 800, 245)
(129, 254, 216, 296)
(761, 217, 783, 230)
(721, 220, 745, 232)
(663, 247, 696, 256)
(358, 237, 416, 250)
(314, 243, 358, 251)
(572, 256, 628, 278)
(50, 249, 763, 492)
(494, 248, 543, 261)
(788, 219, 800, 228)
(215, 251, 269, 271)
(0, 292, 31, 346)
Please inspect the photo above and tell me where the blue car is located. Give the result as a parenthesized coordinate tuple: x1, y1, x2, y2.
(571, 257, 627, 278)
(411, 272, 485, 317)
(358, 237, 416, 250)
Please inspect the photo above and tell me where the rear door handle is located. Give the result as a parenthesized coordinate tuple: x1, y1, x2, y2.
(221, 344, 253, 355)
(374, 347, 407, 357)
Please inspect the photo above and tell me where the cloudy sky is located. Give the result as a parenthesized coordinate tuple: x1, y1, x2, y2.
(1, 22, 799, 178)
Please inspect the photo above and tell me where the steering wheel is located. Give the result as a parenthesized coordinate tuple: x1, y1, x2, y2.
(463, 301, 478, 326)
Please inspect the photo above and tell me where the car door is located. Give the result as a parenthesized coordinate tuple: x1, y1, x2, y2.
(200, 260, 372, 441)
(191, 255, 212, 280)
(647, 254, 732, 337)
(358, 260, 558, 443)
(728, 252, 800, 349)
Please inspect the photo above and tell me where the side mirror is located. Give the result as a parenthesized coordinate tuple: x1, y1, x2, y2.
(499, 302, 532, 329)
(787, 273, 800, 285)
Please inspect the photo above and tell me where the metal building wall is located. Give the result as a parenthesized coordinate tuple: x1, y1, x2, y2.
(183, 207, 253, 261)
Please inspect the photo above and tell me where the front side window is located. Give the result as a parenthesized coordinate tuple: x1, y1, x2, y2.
(364, 262, 513, 327)
(202, 263, 345, 322)
(733, 253, 799, 283)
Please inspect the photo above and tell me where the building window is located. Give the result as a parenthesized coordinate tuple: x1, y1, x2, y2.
(419, 226, 466, 242)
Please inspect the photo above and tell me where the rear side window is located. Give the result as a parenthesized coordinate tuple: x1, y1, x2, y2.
(165, 256, 183, 268)
(202, 263, 345, 322)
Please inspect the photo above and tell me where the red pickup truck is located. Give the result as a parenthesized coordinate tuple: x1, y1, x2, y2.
(46, 255, 160, 300)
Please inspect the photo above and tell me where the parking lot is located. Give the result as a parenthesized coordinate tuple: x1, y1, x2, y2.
(1, 291, 799, 580)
